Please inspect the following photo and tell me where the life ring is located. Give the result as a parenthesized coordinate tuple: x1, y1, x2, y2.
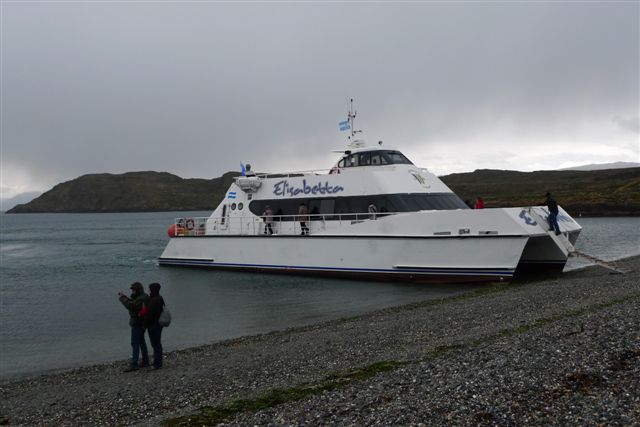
(185, 218, 195, 230)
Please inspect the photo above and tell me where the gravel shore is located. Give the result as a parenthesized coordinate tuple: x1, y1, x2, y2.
(2, 256, 639, 426)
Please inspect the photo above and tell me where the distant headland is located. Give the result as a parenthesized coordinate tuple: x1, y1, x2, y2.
(7, 167, 640, 216)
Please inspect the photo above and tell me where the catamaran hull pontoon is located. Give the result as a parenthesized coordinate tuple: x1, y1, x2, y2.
(159, 207, 581, 284)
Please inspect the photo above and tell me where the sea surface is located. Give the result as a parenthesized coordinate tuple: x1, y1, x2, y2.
(1, 213, 638, 379)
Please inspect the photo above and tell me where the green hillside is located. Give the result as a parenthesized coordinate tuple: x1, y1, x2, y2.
(441, 168, 640, 216)
(7, 171, 240, 213)
(7, 168, 640, 216)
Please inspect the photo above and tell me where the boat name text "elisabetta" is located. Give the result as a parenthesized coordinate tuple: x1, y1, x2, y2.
(273, 179, 345, 197)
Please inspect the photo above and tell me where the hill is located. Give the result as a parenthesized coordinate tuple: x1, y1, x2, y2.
(7, 168, 640, 216)
(441, 167, 640, 216)
(7, 171, 239, 213)
(559, 161, 640, 171)
(0, 191, 42, 211)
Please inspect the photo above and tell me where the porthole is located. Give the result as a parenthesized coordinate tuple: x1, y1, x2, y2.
(231, 203, 237, 210)
(238, 202, 244, 210)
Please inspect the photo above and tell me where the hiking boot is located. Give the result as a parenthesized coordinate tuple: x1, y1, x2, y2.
(139, 362, 150, 368)
(123, 366, 138, 372)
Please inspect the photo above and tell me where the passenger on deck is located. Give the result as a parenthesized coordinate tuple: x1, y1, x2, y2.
(475, 197, 485, 209)
(368, 203, 377, 220)
(245, 164, 256, 177)
(263, 205, 274, 235)
(298, 203, 309, 235)
(545, 192, 561, 235)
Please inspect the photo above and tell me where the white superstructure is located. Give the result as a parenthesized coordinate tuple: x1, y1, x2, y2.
(159, 103, 581, 284)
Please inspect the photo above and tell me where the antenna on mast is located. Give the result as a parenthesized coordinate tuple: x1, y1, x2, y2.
(348, 98, 356, 140)
(346, 98, 364, 147)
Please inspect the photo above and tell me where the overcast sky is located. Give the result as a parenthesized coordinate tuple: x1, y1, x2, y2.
(1, 1, 638, 198)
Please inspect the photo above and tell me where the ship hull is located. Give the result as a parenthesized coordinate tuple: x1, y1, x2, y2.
(159, 234, 529, 284)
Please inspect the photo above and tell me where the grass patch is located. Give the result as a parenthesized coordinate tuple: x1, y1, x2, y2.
(164, 361, 401, 426)
(165, 292, 640, 426)
(469, 292, 640, 349)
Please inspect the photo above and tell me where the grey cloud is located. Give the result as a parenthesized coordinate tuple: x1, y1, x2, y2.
(613, 115, 640, 133)
(2, 2, 638, 194)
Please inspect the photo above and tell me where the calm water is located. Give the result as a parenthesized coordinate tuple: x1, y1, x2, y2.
(1, 213, 638, 378)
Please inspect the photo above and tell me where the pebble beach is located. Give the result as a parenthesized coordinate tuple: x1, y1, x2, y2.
(1, 256, 639, 426)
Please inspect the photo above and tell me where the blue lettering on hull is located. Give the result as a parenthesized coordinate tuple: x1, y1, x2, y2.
(273, 179, 345, 197)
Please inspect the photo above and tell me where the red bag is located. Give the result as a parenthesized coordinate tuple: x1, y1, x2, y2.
(139, 305, 148, 318)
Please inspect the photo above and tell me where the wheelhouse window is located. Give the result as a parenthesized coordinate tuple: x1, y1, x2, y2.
(370, 152, 388, 165)
(384, 150, 412, 164)
(358, 152, 371, 166)
(338, 150, 413, 168)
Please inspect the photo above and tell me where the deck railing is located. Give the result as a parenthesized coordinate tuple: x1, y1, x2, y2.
(239, 168, 333, 180)
(172, 211, 398, 237)
(237, 166, 431, 180)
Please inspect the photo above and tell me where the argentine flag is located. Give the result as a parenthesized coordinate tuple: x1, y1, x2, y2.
(339, 120, 350, 131)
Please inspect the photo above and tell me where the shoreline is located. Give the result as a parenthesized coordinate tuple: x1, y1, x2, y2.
(2, 256, 639, 426)
(0, 254, 619, 383)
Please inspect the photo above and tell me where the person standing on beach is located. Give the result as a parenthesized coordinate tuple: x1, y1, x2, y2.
(145, 283, 165, 370)
(118, 282, 150, 372)
(545, 192, 561, 235)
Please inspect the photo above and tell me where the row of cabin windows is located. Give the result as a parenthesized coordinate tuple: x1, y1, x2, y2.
(247, 193, 469, 221)
(336, 150, 413, 168)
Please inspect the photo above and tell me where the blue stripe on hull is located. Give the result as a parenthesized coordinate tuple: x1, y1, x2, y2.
(158, 257, 514, 278)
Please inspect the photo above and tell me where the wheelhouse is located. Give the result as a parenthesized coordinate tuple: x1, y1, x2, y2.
(336, 149, 413, 168)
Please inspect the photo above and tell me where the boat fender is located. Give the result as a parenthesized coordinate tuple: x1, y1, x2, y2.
(185, 218, 195, 231)
(167, 223, 185, 238)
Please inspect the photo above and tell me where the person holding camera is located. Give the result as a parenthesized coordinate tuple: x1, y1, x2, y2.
(118, 282, 150, 372)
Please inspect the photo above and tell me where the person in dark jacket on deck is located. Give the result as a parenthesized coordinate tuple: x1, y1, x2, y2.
(545, 192, 561, 235)
(145, 282, 165, 370)
(118, 282, 150, 372)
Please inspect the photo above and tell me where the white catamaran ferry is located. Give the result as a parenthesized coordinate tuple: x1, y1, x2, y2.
(159, 102, 581, 284)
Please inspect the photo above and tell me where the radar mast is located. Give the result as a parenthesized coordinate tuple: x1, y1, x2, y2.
(346, 98, 365, 148)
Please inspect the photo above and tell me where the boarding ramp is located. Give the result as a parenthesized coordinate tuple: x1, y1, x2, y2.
(526, 207, 576, 256)
(527, 207, 628, 274)
(570, 250, 631, 275)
